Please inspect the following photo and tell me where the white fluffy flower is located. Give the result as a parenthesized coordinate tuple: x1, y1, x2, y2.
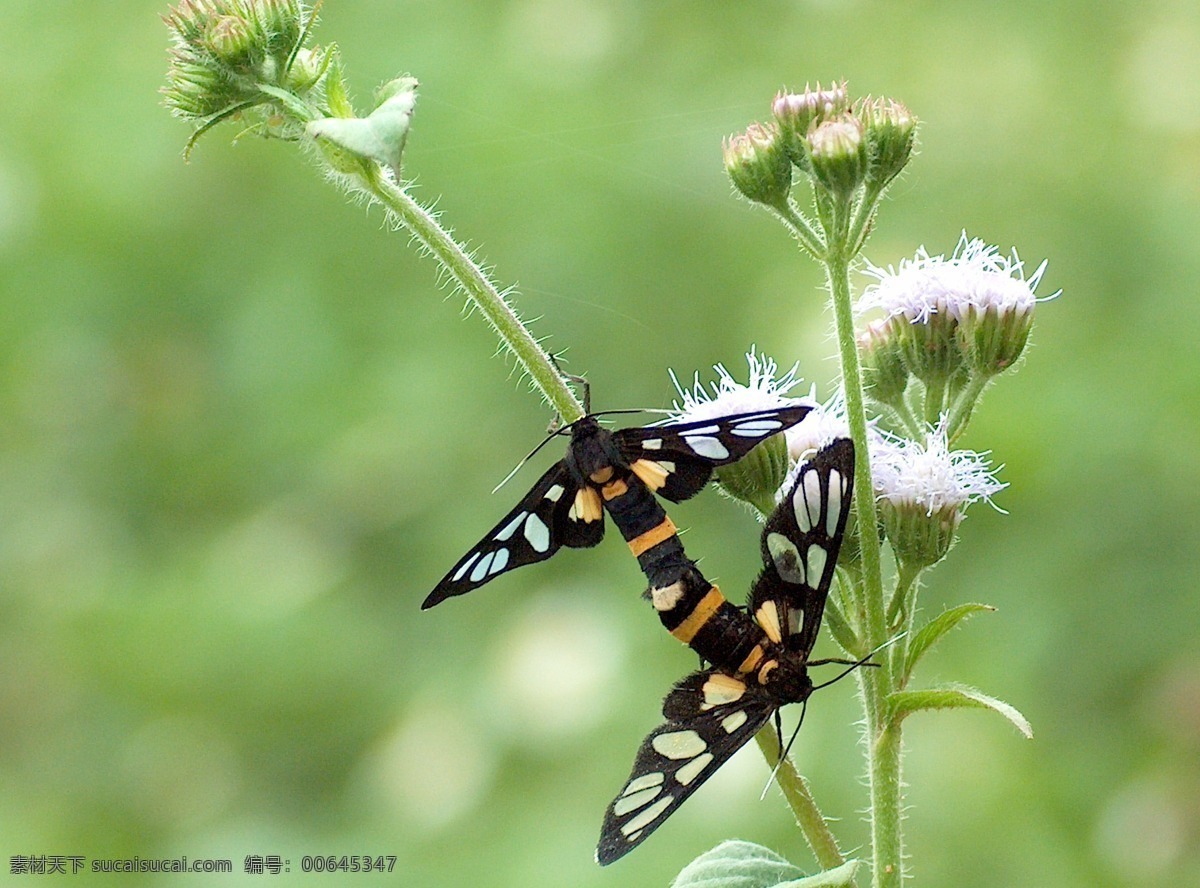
(857, 233, 1052, 324)
(668, 348, 814, 423)
(872, 419, 1006, 517)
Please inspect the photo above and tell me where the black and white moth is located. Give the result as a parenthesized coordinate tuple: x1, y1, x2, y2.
(422, 406, 813, 609)
(596, 438, 855, 865)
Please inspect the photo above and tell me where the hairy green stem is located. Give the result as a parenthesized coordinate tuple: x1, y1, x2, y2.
(945, 373, 990, 442)
(754, 727, 850, 876)
(824, 251, 900, 888)
(775, 199, 826, 259)
(363, 168, 585, 423)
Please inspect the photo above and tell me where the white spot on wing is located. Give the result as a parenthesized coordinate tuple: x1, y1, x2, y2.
(613, 784, 662, 816)
(495, 512, 527, 542)
(523, 514, 550, 552)
(825, 471, 842, 536)
(729, 418, 783, 437)
(803, 471, 823, 530)
(452, 552, 481, 582)
(675, 752, 713, 786)
(792, 480, 812, 533)
(488, 548, 510, 575)
(623, 772, 664, 795)
(620, 796, 674, 836)
(684, 436, 729, 460)
(806, 544, 828, 585)
(642, 438, 663, 450)
(721, 710, 748, 733)
(652, 730, 707, 760)
(470, 551, 495, 582)
(545, 484, 565, 502)
(767, 532, 805, 584)
(701, 674, 746, 709)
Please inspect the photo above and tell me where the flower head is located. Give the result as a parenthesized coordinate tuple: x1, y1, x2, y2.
(872, 418, 1006, 568)
(858, 234, 1055, 378)
(782, 393, 851, 468)
(667, 350, 815, 513)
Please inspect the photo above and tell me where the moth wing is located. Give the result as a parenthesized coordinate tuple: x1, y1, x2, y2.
(749, 437, 855, 655)
(596, 669, 775, 865)
(615, 404, 814, 503)
(422, 462, 602, 609)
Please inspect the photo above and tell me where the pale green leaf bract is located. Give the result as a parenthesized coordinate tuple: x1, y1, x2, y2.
(670, 841, 803, 888)
(781, 860, 861, 888)
(902, 602, 995, 683)
(887, 683, 1033, 738)
(670, 841, 860, 888)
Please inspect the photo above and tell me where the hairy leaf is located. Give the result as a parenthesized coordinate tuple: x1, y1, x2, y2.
(887, 684, 1033, 738)
(902, 603, 996, 683)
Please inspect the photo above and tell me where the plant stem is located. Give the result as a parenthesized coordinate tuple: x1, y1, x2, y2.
(824, 250, 902, 888)
(363, 168, 585, 424)
(945, 372, 990, 443)
(775, 199, 826, 259)
(754, 727, 850, 875)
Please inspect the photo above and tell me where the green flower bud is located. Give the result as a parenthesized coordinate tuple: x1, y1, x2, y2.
(890, 308, 964, 389)
(723, 122, 792, 208)
(872, 423, 1005, 571)
(712, 431, 792, 513)
(881, 496, 959, 570)
(772, 82, 849, 171)
(858, 319, 910, 407)
(858, 96, 917, 188)
(808, 114, 867, 199)
(956, 300, 1034, 376)
(206, 14, 257, 68)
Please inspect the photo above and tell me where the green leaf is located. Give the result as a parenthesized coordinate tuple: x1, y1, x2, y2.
(670, 841, 804, 888)
(902, 603, 995, 683)
(887, 684, 1033, 738)
(670, 841, 859, 888)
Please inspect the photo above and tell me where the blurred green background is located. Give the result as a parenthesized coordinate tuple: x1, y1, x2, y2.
(2, 1, 1199, 885)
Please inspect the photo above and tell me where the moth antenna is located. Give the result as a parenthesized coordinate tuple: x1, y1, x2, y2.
(491, 425, 573, 494)
(811, 631, 908, 691)
(760, 701, 808, 801)
(588, 407, 676, 422)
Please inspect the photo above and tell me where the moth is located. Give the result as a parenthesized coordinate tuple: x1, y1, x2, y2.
(596, 438, 855, 865)
(423, 405, 813, 609)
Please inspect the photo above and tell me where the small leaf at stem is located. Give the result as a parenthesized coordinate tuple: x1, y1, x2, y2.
(886, 684, 1032, 738)
(902, 603, 996, 684)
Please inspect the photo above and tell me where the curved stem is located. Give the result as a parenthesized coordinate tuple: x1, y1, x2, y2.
(364, 170, 585, 424)
(945, 373, 990, 443)
(754, 726, 850, 875)
(774, 199, 826, 260)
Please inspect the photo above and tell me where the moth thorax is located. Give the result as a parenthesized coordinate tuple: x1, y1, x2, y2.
(759, 655, 812, 702)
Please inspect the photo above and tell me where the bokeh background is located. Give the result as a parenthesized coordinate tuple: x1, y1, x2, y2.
(2, 1, 1199, 885)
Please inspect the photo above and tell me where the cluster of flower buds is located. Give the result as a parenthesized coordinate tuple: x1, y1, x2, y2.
(164, 0, 419, 174)
(857, 236, 1051, 396)
(163, 0, 319, 131)
(723, 82, 916, 208)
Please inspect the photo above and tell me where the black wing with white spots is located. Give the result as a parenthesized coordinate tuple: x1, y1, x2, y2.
(749, 438, 855, 654)
(596, 670, 775, 866)
(422, 463, 603, 609)
(615, 404, 814, 503)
